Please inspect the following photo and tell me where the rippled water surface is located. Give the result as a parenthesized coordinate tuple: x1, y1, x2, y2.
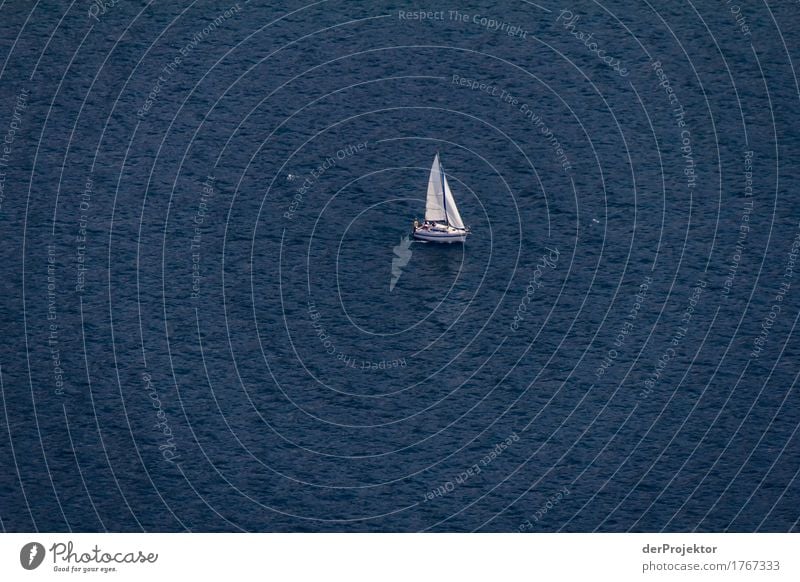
(1, 1, 799, 531)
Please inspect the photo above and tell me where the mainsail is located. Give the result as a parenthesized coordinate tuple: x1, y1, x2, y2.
(425, 153, 446, 223)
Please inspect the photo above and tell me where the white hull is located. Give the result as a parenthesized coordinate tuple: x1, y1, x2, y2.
(412, 225, 468, 243)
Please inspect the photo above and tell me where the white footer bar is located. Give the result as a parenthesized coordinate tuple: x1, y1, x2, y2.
(1, 533, 796, 581)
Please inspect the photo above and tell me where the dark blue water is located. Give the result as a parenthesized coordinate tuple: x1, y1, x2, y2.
(1, 0, 799, 532)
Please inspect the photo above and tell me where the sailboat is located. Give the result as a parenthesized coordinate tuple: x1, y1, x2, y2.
(412, 153, 470, 243)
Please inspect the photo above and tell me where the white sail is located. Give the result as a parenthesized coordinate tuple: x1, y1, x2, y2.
(424, 153, 465, 229)
(425, 153, 446, 223)
(441, 172, 465, 229)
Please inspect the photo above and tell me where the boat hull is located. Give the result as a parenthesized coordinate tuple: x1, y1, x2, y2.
(412, 227, 468, 243)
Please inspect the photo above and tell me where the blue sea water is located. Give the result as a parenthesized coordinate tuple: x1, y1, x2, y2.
(0, 0, 799, 532)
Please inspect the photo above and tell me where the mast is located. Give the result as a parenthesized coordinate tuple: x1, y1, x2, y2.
(439, 155, 448, 226)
